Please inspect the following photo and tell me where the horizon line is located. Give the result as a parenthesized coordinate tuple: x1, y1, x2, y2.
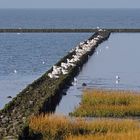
(0, 8, 140, 10)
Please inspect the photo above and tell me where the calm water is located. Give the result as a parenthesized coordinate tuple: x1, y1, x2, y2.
(55, 33, 140, 115)
(1, 9, 140, 110)
(0, 33, 91, 109)
(0, 9, 140, 28)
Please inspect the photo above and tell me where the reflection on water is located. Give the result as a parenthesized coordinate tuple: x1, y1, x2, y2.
(55, 33, 140, 115)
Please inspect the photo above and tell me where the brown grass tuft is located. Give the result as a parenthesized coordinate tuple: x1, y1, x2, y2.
(66, 130, 140, 140)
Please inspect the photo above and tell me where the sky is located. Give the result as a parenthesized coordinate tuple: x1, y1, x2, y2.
(0, 0, 140, 9)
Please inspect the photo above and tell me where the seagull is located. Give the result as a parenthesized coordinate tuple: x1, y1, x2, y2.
(116, 75, 120, 80)
(61, 69, 68, 75)
(52, 66, 61, 75)
(66, 58, 70, 63)
(115, 80, 119, 84)
(14, 70, 17, 73)
(115, 75, 120, 84)
(74, 77, 77, 83)
(99, 29, 103, 32)
(48, 73, 59, 79)
(69, 50, 73, 53)
(61, 62, 69, 69)
(79, 42, 84, 46)
(72, 82, 77, 86)
(68, 62, 75, 67)
(94, 37, 99, 41)
(42, 61, 45, 64)
(71, 77, 78, 86)
(106, 46, 109, 49)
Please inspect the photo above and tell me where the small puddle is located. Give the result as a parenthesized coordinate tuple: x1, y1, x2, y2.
(55, 33, 140, 115)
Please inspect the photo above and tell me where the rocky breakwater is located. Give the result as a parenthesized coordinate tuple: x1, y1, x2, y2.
(0, 30, 110, 139)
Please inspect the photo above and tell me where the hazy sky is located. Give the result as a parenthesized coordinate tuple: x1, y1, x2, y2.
(0, 0, 140, 9)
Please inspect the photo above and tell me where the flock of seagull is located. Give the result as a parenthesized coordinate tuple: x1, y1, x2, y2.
(14, 30, 121, 85)
(5, 29, 122, 100)
(48, 34, 104, 79)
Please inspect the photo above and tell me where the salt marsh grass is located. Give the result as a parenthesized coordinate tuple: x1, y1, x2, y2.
(66, 131, 140, 140)
(71, 89, 140, 117)
(29, 114, 139, 140)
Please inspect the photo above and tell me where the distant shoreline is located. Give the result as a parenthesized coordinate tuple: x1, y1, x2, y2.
(0, 8, 140, 10)
(0, 28, 140, 33)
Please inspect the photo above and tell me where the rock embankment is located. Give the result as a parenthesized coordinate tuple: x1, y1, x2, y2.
(0, 31, 110, 139)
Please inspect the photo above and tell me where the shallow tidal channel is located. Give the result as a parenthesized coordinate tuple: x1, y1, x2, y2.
(55, 33, 140, 115)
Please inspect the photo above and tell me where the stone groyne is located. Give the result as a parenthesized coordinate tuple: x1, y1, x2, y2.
(0, 31, 110, 139)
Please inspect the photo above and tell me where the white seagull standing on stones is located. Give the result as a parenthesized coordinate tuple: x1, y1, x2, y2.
(61, 68, 68, 75)
(48, 73, 59, 79)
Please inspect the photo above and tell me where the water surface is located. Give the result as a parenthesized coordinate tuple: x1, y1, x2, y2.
(0, 9, 140, 28)
(0, 33, 91, 109)
(55, 33, 140, 115)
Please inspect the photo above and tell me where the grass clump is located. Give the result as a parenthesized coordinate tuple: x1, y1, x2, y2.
(70, 89, 140, 117)
(29, 114, 139, 140)
(66, 130, 140, 140)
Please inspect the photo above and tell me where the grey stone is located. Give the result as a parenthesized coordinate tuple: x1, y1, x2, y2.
(0, 115, 4, 119)
(0, 128, 3, 133)
(29, 100, 34, 106)
(1, 117, 9, 124)
(22, 117, 26, 123)
(13, 121, 19, 127)
(3, 136, 16, 140)
(7, 96, 12, 99)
